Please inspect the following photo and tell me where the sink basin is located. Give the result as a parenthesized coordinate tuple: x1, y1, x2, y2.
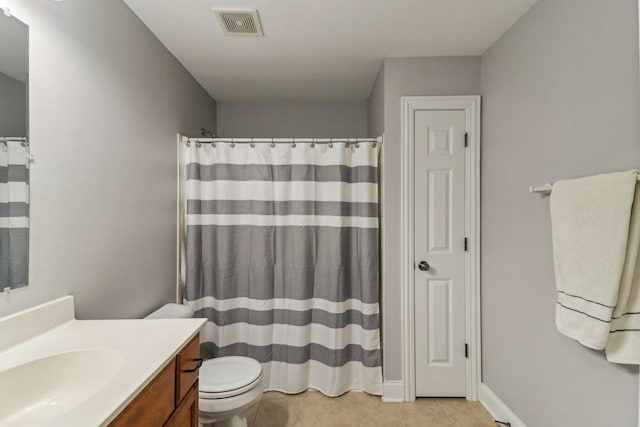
(0, 349, 122, 426)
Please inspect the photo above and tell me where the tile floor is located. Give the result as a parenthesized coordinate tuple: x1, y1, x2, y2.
(252, 391, 496, 427)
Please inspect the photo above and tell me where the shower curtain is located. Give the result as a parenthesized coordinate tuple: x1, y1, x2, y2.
(182, 141, 382, 396)
(0, 140, 29, 288)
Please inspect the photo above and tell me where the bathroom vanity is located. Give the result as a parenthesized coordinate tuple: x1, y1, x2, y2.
(108, 334, 201, 427)
(0, 296, 206, 426)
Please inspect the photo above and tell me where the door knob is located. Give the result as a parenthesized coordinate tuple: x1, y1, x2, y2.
(418, 261, 430, 271)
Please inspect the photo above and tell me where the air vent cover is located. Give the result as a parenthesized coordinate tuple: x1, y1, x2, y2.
(214, 10, 264, 37)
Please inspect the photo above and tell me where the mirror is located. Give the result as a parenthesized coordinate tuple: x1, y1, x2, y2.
(0, 10, 29, 290)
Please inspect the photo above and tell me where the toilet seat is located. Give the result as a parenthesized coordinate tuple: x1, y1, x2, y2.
(199, 356, 263, 400)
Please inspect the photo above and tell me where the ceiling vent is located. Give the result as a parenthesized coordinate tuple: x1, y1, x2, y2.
(214, 9, 264, 37)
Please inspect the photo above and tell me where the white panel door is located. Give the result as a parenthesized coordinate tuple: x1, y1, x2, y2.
(414, 109, 466, 397)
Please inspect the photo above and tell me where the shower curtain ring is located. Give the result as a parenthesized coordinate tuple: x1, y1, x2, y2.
(230, 141, 236, 148)
(196, 142, 201, 148)
(186, 141, 191, 147)
(328, 142, 333, 148)
(270, 138, 275, 148)
(250, 142, 255, 148)
(310, 138, 315, 148)
(291, 138, 296, 148)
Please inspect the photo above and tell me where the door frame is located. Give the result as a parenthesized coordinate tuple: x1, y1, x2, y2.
(400, 95, 481, 401)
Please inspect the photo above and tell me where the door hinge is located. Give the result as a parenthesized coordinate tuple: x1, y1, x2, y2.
(464, 132, 468, 148)
(464, 237, 468, 251)
(465, 343, 469, 358)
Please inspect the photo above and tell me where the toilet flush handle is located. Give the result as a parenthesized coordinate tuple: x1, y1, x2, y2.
(183, 358, 203, 373)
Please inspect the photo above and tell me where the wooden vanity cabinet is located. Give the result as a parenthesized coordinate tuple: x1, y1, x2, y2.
(109, 334, 201, 427)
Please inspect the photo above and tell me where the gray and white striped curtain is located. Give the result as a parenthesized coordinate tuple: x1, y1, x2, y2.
(0, 140, 29, 288)
(183, 141, 382, 396)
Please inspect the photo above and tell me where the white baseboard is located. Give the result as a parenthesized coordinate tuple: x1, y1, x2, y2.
(479, 383, 527, 427)
(382, 380, 404, 403)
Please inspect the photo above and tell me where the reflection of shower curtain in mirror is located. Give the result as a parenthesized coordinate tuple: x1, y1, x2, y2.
(0, 140, 29, 288)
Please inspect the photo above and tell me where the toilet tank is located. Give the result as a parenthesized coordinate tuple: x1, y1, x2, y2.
(145, 303, 194, 319)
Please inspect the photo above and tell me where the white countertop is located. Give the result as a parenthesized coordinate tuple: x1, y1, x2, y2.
(0, 297, 206, 426)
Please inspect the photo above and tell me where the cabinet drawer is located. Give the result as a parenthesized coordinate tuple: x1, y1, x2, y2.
(109, 358, 176, 427)
(176, 335, 201, 405)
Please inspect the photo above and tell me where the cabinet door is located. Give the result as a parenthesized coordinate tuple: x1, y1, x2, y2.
(165, 381, 198, 427)
(109, 359, 176, 427)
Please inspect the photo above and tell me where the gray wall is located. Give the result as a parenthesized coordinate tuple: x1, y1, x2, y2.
(481, 0, 640, 425)
(217, 101, 367, 138)
(0, 71, 27, 137)
(0, 0, 216, 319)
(367, 65, 385, 138)
(378, 57, 481, 380)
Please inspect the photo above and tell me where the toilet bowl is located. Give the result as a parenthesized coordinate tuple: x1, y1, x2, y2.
(198, 356, 263, 427)
(145, 304, 263, 427)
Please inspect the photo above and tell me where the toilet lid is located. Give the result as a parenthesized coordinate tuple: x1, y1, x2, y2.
(200, 356, 263, 394)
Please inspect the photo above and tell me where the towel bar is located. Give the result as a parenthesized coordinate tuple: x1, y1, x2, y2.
(529, 176, 640, 195)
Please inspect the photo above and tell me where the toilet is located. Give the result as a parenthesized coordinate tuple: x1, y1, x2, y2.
(146, 304, 263, 427)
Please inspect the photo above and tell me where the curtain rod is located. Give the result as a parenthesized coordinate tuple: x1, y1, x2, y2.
(0, 137, 27, 141)
(182, 136, 383, 144)
(529, 176, 640, 194)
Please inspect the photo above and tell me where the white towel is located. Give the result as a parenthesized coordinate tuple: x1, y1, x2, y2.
(550, 170, 639, 352)
(606, 181, 640, 363)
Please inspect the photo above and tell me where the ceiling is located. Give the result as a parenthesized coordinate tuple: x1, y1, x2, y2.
(0, 12, 28, 82)
(123, 0, 537, 102)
